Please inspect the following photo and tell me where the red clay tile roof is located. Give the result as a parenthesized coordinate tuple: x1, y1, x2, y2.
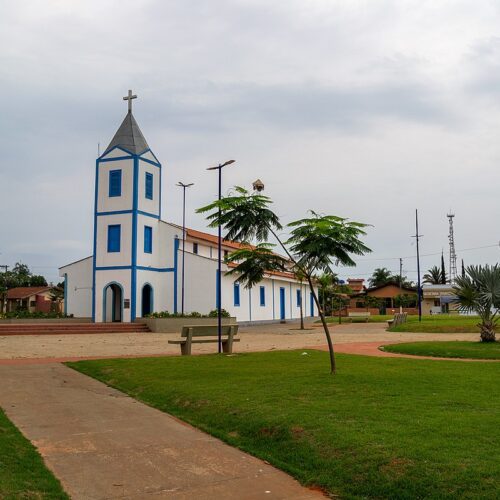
(186, 228, 255, 250)
(6, 287, 53, 300)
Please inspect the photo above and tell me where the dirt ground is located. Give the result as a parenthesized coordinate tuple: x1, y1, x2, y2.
(0, 321, 479, 363)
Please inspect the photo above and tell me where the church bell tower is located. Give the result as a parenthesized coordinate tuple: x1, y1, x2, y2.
(92, 91, 162, 322)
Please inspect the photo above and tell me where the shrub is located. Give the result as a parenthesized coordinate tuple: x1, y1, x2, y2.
(208, 308, 231, 318)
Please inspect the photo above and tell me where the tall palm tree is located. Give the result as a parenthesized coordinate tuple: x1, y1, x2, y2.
(368, 268, 392, 287)
(423, 266, 443, 285)
(453, 264, 500, 342)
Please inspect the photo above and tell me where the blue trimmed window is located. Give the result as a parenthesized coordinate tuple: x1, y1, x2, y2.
(145, 172, 153, 200)
(109, 170, 122, 197)
(144, 226, 153, 254)
(296, 289, 301, 307)
(107, 225, 121, 252)
(260, 286, 265, 306)
(234, 282, 240, 306)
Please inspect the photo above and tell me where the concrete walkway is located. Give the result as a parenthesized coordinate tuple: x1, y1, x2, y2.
(0, 363, 322, 499)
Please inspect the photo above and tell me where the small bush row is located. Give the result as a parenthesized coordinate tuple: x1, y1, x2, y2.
(145, 309, 231, 319)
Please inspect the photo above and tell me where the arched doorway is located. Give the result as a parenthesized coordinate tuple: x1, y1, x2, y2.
(103, 283, 123, 322)
(141, 284, 153, 317)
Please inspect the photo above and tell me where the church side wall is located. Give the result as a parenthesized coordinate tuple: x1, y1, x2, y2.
(60, 257, 93, 318)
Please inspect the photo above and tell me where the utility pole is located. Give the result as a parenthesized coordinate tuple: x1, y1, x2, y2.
(399, 258, 403, 314)
(413, 210, 423, 322)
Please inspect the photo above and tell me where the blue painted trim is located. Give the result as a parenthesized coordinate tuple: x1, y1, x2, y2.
(310, 291, 314, 317)
(92, 159, 99, 322)
(102, 281, 124, 323)
(138, 156, 161, 167)
(98, 145, 134, 160)
(289, 282, 292, 318)
(63, 273, 68, 315)
(145, 172, 153, 200)
(272, 279, 275, 320)
(99, 155, 133, 163)
(131, 155, 139, 322)
(259, 285, 265, 307)
(173, 237, 179, 313)
(138, 266, 174, 272)
(96, 265, 174, 272)
(144, 225, 153, 253)
(138, 148, 161, 166)
(96, 209, 159, 219)
(234, 282, 240, 307)
(108, 169, 122, 197)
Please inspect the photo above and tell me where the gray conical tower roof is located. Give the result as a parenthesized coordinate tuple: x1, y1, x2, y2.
(104, 111, 149, 155)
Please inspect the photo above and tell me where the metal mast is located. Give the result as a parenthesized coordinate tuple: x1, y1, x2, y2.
(447, 213, 457, 283)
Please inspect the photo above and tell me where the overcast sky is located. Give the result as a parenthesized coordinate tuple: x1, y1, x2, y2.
(1, 0, 500, 284)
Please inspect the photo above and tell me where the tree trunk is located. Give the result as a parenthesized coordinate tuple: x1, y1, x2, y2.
(307, 275, 336, 374)
(479, 321, 496, 342)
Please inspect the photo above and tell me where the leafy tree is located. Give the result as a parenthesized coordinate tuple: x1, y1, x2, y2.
(423, 266, 443, 285)
(368, 268, 392, 287)
(198, 186, 371, 373)
(452, 264, 500, 342)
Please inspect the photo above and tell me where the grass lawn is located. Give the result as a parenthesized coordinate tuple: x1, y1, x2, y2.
(389, 315, 482, 333)
(382, 341, 500, 360)
(0, 408, 68, 499)
(68, 351, 499, 499)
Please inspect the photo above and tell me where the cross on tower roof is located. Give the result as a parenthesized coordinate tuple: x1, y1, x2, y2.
(123, 89, 137, 113)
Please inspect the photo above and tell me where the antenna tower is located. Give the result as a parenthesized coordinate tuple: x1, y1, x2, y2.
(447, 213, 457, 282)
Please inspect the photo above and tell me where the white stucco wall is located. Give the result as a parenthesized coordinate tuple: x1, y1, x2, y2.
(59, 257, 93, 318)
(97, 158, 134, 213)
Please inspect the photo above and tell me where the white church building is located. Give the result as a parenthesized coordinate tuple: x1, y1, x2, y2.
(59, 94, 316, 323)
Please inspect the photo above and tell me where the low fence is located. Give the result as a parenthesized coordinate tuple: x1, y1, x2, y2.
(138, 317, 237, 333)
(332, 307, 418, 317)
(0, 317, 92, 324)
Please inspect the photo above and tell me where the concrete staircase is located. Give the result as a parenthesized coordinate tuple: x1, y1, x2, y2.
(0, 322, 150, 336)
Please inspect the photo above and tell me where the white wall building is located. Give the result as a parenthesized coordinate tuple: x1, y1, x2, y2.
(59, 96, 317, 323)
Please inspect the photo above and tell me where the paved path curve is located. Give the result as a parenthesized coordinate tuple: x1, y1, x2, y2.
(0, 363, 323, 499)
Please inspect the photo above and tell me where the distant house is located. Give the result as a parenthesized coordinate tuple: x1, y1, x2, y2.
(348, 281, 417, 314)
(5, 287, 61, 314)
(421, 284, 458, 314)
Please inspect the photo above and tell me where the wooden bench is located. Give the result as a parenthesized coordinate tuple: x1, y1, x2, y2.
(348, 312, 371, 323)
(168, 325, 239, 355)
(387, 312, 408, 328)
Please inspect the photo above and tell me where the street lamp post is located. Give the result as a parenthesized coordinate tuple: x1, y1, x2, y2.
(207, 160, 236, 353)
(176, 182, 194, 316)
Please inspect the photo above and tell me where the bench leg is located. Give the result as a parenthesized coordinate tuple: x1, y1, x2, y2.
(222, 339, 233, 354)
(180, 343, 191, 355)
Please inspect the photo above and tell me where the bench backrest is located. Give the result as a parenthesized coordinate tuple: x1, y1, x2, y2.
(180, 325, 239, 338)
(348, 312, 371, 317)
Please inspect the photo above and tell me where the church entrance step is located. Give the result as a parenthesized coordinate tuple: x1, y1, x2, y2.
(0, 323, 151, 336)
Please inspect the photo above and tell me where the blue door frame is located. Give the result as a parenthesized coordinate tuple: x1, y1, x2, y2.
(279, 287, 286, 320)
(310, 292, 314, 317)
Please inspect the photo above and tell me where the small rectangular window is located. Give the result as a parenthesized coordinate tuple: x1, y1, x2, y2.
(260, 286, 265, 306)
(145, 172, 153, 200)
(107, 225, 121, 252)
(109, 170, 122, 197)
(296, 289, 301, 307)
(144, 226, 153, 254)
(234, 282, 240, 306)
(193, 242, 198, 254)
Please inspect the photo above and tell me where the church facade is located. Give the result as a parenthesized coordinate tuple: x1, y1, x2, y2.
(59, 95, 317, 323)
